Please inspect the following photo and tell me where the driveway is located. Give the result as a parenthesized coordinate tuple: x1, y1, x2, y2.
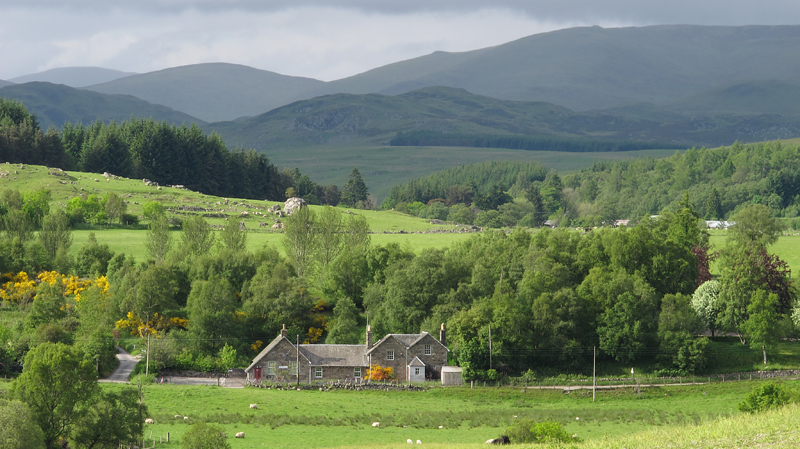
(99, 346, 140, 383)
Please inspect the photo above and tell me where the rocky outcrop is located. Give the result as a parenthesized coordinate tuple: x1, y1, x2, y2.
(284, 197, 307, 215)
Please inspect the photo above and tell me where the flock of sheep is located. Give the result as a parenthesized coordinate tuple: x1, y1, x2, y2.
(143, 403, 508, 444)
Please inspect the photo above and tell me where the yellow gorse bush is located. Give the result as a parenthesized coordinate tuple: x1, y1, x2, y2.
(0, 271, 37, 304)
(1, 271, 110, 307)
(116, 311, 188, 338)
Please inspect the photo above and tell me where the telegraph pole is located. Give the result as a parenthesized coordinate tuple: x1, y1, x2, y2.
(488, 324, 492, 370)
(592, 346, 597, 402)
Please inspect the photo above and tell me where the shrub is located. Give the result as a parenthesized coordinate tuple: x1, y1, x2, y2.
(182, 422, 230, 449)
(738, 383, 791, 413)
(506, 419, 577, 444)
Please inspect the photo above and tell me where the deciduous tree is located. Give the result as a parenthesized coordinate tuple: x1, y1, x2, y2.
(10, 342, 99, 449)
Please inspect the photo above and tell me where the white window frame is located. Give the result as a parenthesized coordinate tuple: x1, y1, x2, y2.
(267, 361, 276, 376)
(424, 344, 431, 355)
(387, 350, 394, 361)
(315, 367, 323, 378)
(354, 367, 361, 378)
(414, 367, 421, 376)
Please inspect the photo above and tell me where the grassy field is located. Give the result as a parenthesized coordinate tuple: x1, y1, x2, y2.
(86, 379, 798, 449)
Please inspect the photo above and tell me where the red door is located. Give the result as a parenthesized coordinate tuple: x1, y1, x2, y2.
(254, 367, 262, 383)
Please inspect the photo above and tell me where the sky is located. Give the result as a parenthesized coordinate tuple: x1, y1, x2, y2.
(2, 1, 800, 81)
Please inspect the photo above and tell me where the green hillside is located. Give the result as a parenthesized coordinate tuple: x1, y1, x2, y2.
(0, 80, 13, 89)
(0, 82, 206, 129)
(86, 63, 324, 122)
(664, 78, 800, 118)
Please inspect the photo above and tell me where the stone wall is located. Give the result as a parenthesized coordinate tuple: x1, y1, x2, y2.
(248, 338, 312, 383)
(371, 338, 412, 381)
(407, 334, 448, 379)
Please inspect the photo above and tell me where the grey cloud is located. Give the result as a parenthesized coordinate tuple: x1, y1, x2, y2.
(8, 0, 800, 25)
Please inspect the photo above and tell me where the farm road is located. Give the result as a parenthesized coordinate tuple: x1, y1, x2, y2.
(100, 346, 139, 383)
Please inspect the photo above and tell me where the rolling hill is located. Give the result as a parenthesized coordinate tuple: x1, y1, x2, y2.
(207, 86, 800, 152)
(0, 82, 206, 129)
(0, 80, 13, 89)
(8, 67, 136, 88)
(85, 63, 324, 122)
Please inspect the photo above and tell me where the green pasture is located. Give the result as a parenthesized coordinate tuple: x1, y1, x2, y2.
(98, 379, 791, 449)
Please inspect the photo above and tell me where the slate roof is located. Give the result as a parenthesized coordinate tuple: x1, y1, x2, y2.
(408, 356, 425, 367)
(245, 336, 310, 372)
(298, 344, 368, 367)
(366, 332, 448, 355)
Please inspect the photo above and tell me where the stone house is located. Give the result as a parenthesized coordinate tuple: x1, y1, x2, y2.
(245, 324, 449, 384)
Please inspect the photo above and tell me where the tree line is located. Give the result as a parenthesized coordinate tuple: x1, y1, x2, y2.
(2, 191, 794, 386)
(381, 141, 800, 229)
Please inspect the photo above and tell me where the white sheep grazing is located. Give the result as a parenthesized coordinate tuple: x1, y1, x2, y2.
(372, 422, 380, 428)
(174, 415, 181, 419)
(144, 419, 154, 424)
(184, 416, 189, 421)
(235, 432, 245, 438)
(416, 440, 422, 444)
(249, 404, 258, 409)
(407, 439, 413, 444)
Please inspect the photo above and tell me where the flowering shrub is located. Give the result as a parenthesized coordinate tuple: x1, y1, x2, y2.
(365, 364, 394, 381)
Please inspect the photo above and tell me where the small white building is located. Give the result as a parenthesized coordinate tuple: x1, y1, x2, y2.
(408, 357, 426, 383)
(441, 366, 463, 386)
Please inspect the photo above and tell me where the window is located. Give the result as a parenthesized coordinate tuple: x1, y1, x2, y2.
(414, 368, 420, 376)
(267, 361, 276, 376)
(424, 344, 431, 355)
(387, 350, 394, 361)
(315, 367, 323, 378)
(290, 361, 298, 375)
(354, 367, 361, 378)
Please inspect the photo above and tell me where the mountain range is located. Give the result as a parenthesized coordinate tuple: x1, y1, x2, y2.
(9, 67, 137, 88)
(3, 24, 800, 153)
(73, 25, 800, 123)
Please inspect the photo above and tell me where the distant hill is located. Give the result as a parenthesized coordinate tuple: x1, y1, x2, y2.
(0, 82, 205, 129)
(207, 86, 800, 152)
(0, 80, 13, 89)
(9, 67, 136, 88)
(85, 63, 325, 123)
(317, 25, 800, 112)
(662, 79, 800, 118)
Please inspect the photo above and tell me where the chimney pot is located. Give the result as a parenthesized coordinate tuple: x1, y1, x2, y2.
(280, 324, 287, 338)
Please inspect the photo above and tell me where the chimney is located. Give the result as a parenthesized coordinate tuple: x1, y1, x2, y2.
(366, 325, 373, 349)
(280, 324, 287, 338)
(439, 323, 446, 346)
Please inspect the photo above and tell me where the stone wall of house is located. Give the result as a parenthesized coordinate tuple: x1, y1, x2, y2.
(408, 334, 448, 379)
(248, 338, 312, 383)
(313, 366, 365, 382)
(371, 338, 411, 381)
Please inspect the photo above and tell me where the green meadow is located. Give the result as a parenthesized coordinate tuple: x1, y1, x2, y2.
(62, 379, 800, 449)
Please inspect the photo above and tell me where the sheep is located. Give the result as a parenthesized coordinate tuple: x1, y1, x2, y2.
(174, 415, 181, 418)
(145, 419, 154, 424)
(416, 440, 422, 444)
(184, 416, 189, 421)
(407, 439, 413, 444)
(372, 422, 380, 428)
(235, 432, 245, 438)
(249, 404, 258, 409)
